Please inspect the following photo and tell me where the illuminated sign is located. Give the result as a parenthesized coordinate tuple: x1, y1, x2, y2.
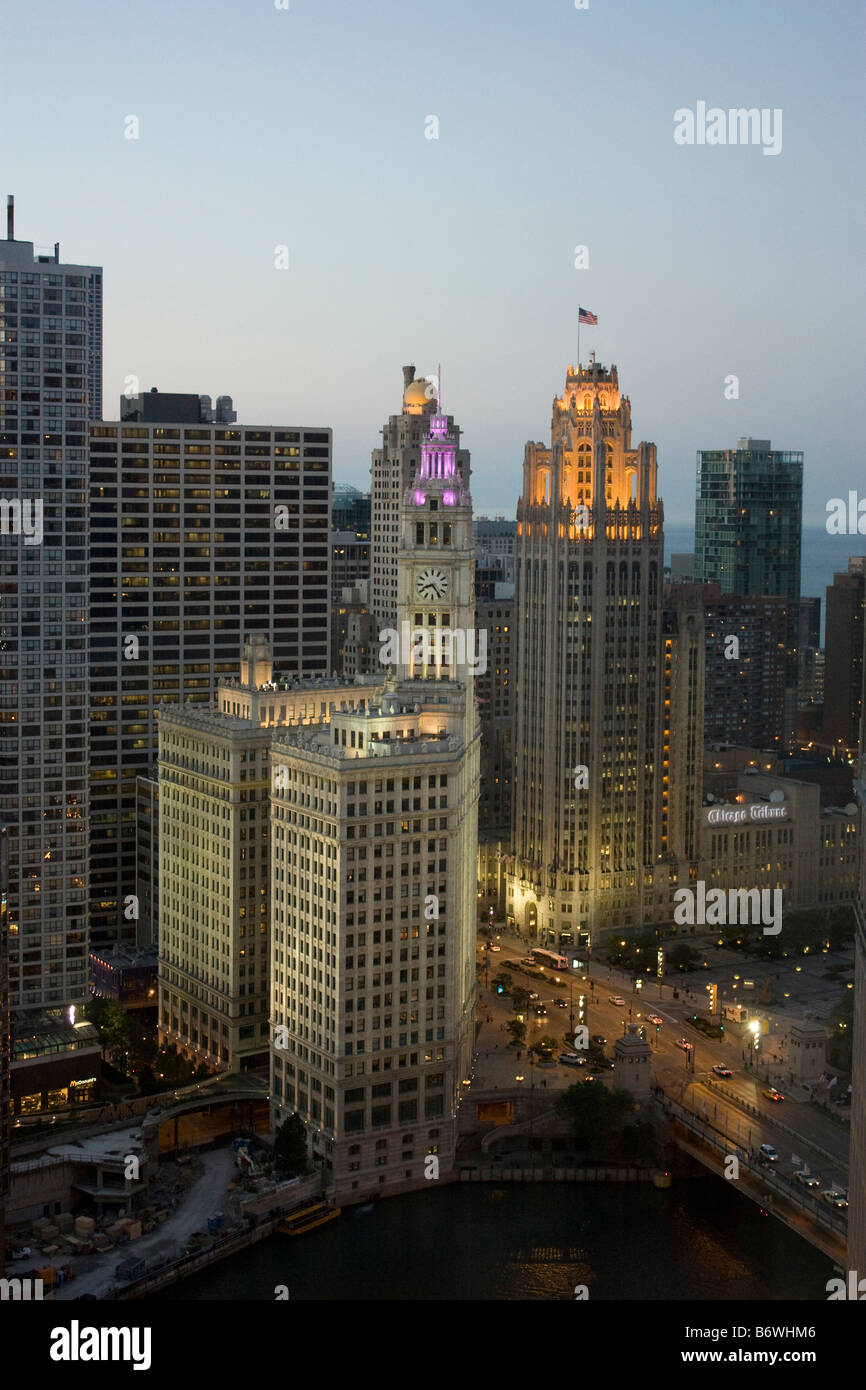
(705, 803, 788, 826)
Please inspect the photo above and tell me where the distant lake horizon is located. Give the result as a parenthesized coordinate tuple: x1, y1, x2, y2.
(664, 523, 865, 646)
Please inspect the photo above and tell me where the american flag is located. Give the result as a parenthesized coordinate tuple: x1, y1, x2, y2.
(578, 307, 598, 325)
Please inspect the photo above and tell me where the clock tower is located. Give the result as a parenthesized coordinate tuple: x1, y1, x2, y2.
(396, 406, 477, 716)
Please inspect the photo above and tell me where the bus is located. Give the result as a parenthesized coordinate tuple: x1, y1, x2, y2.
(531, 948, 567, 971)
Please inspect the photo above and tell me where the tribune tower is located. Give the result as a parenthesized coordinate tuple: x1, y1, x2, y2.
(507, 357, 680, 945)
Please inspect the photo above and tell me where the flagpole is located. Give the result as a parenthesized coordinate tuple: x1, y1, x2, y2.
(577, 311, 581, 370)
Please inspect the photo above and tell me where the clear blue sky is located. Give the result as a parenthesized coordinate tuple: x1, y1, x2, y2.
(4, 0, 863, 522)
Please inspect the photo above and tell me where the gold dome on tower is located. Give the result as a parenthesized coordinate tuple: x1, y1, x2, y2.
(403, 378, 436, 414)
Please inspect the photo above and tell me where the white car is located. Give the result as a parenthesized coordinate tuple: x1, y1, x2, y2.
(489, 944, 501, 952)
(676, 1038, 694, 1051)
(609, 996, 626, 1007)
(759, 1143, 779, 1162)
(793, 1170, 821, 1190)
(712, 1065, 732, 1078)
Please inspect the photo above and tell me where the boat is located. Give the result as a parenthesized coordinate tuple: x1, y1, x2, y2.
(277, 1202, 341, 1237)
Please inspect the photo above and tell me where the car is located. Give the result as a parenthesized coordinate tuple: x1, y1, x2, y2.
(763, 1087, 785, 1102)
(609, 996, 626, 1006)
(591, 1034, 607, 1046)
(554, 998, 567, 1009)
(559, 1053, 585, 1066)
(528, 990, 540, 1000)
(822, 1190, 848, 1209)
(712, 1065, 733, 1078)
(489, 944, 501, 952)
(759, 1143, 779, 1162)
(520, 958, 536, 966)
(534, 1005, 548, 1017)
(583, 1074, 597, 1083)
(793, 1171, 821, 1190)
(514, 1074, 525, 1083)
(647, 1015, 663, 1026)
(592, 1060, 615, 1071)
(676, 1038, 694, 1051)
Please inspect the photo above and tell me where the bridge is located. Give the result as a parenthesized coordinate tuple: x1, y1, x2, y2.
(659, 1091, 846, 1265)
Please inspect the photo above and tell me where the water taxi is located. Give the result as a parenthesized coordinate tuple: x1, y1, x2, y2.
(277, 1202, 341, 1236)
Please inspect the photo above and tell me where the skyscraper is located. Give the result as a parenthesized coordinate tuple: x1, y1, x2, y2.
(0, 198, 101, 1015)
(88, 417, 332, 949)
(695, 436, 803, 743)
(270, 404, 479, 1200)
(822, 558, 865, 756)
(507, 358, 702, 944)
(845, 615, 866, 1273)
(370, 365, 469, 638)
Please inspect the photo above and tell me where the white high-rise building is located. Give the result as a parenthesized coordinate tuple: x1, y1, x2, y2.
(270, 404, 480, 1201)
(0, 199, 102, 1013)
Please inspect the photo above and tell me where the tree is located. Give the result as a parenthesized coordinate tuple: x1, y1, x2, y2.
(667, 943, 701, 972)
(506, 1019, 526, 1045)
(274, 1112, 309, 1179)
(510, 986, 531, 1011)
(554, 1084, 635, 1157)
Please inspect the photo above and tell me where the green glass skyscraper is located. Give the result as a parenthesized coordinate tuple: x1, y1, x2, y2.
(695, 436, 803, 744)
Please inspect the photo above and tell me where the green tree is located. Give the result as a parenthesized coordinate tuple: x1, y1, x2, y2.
(510, 986, 531, 1011)
(667, 943, 701, 972)
(554, 1084, 635, 1157)
(274, 1112, 309, 1179)
(828, 988, 854, 1072)
(506, 1018, 526, 1045)
(84, 997, 132, 1070)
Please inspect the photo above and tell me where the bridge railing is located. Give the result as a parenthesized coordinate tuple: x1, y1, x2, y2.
(661, 1096, 847, 1239)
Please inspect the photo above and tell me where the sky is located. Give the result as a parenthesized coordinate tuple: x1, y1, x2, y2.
(3, 0, 863, 523)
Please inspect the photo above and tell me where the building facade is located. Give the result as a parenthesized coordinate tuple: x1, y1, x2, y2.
(688, 584, 789, 749)
(847, 616, 866, 1276)
(370, 364, 469, 638)
(88, 418, 332, 949)
(695, 436, 803, 744)
(0, 201, 101, 1017)
(270, 407, 480, 1201)
(476, 596, 513, 833)
(507, 359, 703, 944)
(822, 558, 865, 756)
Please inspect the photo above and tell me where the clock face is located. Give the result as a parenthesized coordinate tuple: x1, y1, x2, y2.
(416, 567, 449, 600)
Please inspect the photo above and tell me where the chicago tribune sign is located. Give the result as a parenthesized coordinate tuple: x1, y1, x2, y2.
(705, 802, 789, 826)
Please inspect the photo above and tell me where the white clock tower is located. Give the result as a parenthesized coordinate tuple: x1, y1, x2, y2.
(396, 407, 477, 719)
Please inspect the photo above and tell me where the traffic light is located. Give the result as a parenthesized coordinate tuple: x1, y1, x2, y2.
(496, 984, 505, 995)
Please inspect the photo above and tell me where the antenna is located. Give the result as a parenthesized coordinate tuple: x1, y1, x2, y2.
(437, 362, 441, 412)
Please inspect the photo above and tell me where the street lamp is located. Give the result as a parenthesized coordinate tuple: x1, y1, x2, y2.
(748, 1019, 760, 1069)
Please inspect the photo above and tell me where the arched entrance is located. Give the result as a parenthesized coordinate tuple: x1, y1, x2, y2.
(525, 901, 538, 937)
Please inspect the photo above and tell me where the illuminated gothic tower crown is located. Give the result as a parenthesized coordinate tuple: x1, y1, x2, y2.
(523, 355, 658, 531)
(507, 358, 695, 949)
